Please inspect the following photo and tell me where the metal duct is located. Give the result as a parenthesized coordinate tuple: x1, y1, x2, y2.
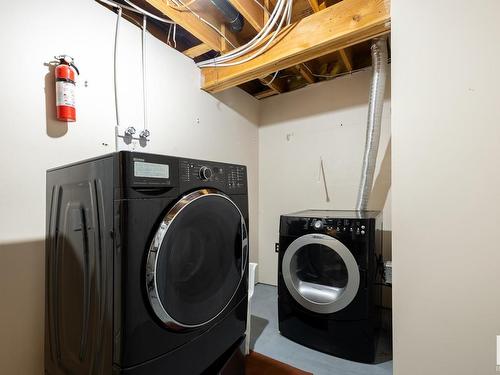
(355, 37, 388, 211)
(210, 0, 244, 32)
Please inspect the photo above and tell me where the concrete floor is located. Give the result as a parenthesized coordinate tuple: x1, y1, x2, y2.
(249, 283, 393, 375)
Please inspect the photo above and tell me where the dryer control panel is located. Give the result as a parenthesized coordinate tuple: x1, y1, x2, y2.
(310, 218, 367, 236)
(280, 215, 376, 240)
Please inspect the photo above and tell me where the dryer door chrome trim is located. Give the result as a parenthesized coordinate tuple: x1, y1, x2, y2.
(146, 188, 248, 330)
(282, 233, 360, 314)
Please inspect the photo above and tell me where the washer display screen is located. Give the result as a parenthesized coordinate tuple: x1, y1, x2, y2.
(134, 161, 169, 179)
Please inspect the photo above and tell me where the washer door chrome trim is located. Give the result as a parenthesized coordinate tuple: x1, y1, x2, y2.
(282, 233, 360, 314)
(146, 188, 248, 330)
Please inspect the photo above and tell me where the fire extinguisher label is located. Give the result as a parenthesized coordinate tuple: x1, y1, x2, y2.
(56, 81, 75, 107)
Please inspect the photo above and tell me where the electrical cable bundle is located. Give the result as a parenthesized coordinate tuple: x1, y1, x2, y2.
(197, 0, 294, 68)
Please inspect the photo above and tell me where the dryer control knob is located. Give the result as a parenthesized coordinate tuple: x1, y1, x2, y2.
(313, 220, 323, 230)
(199, 166, 212, 181)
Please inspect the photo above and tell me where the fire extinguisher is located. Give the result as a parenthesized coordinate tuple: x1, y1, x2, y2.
(54, 55, 79, 122)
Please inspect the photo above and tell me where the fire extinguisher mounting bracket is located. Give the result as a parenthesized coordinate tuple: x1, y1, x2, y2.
(55, 55, 80, 75)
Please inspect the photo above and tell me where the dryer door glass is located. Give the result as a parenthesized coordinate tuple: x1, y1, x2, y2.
(146, 189, 248, 329)
(295, 244, 349, 290)
(282, 234, 360, 314)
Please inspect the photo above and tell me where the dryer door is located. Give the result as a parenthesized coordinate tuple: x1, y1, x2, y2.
(146, 188, 248, 330)
(282, 233, 360, 314)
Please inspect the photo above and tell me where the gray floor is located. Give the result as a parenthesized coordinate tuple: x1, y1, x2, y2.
(249, 284, 393, 375)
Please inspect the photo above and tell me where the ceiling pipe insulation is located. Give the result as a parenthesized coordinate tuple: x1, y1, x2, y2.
(356, 37, 388, 211)
(210, 0, 244, 32)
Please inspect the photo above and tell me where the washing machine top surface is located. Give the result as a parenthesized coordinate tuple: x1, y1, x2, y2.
(284, 210, 380, 219)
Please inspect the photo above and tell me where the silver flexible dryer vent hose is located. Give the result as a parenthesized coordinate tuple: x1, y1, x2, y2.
(356, 37, 388, 211)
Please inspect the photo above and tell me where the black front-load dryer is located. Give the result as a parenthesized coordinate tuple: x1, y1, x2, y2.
(278, 210, 386, 363)
(45, 151, 249, 374)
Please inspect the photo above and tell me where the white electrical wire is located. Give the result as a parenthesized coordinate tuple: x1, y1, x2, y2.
(261, 70, 279, 86)
(167, 24, 172, 46)
(100, 0, 285, 69)
(173, 23, 177, 48)
(199, 0, 292, 67)
(251, 0, 267, 12)
(202, 0, 286, 63)
(167, 23, 178, 48)
(197, 0, 284, 66)
(122, 0, 175, 24)
(98, 0, 174, 24)
(142, 15, 148, 132)
(98, 0, 138, 15)
(113, 6, 122, 130)
(197, 0, 293, 67)
(109, 0, 235, 51)
(171, 0, 237, 49)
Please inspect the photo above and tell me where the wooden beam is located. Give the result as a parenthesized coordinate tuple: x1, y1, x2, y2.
(306, 0, 349, 76)
(263, 0, 271, 23)
(223, 0, 284, 93)
(295, 64, 315, 84)
(146, 0, 283, 96)
(307, 0, 320, 13)
(259, 74, 286, 93)
(338, 48, 353, 71)
(183, 43, 212, 58)
(145, 0, 223, 51)
(228, 0, 313, 85)
(201, 0, 390, 93)
(254, 88, 278, 99)
(220, 24, 230, 53)
(227, 0, 264, 33)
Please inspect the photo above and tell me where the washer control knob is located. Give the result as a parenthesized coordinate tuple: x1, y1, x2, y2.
(313, 220, 323, 230)
(199, 166, 212, 181)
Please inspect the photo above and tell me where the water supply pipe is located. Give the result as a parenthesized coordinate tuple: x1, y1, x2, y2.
(356, 37, 388, 211)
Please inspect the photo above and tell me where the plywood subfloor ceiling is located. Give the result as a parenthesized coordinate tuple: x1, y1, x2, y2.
(101, 0, 390, 99)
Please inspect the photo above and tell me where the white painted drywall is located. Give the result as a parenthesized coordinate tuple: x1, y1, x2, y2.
(258, 71, 391, 285)
(0, 0, 259, 373)
(391, 1, 500, 374)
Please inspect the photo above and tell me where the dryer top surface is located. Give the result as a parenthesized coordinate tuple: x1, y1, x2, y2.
(283, 210, 380, 219)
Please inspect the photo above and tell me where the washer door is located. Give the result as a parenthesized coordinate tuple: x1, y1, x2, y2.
(282, 233, 360, 314)
(146, 188, 248, 330)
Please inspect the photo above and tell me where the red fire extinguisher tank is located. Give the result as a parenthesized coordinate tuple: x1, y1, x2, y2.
(55, 55, 79, 122)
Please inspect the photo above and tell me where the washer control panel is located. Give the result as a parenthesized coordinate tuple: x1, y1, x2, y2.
(198, 166, 213, 181)
(179, 159, 247, 194)
(227, 165, 246, 190)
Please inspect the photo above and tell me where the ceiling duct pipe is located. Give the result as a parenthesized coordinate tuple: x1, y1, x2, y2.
(356, 37, 388, 211)
(210, 0, 244, 32)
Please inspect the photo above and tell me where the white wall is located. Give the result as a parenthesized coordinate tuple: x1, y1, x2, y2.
(391, 1, 500, 374)
(0, 1, 259, 373)
(259, 71, 391, 285)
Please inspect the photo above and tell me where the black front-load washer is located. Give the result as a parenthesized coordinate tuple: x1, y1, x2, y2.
(45, 151, 249, 375)
(278, 210, 388, 363)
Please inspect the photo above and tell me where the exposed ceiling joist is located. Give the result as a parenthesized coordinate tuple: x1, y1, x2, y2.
(294, 64, 315, 84)
(183, 43, 212, 58)
(306, 0, 325, 13)
(145, 0, 224, 51)
(227, 0, 265, 33)
(338, 48, 353, 71)
(254, 88, 278, 99)
(305, 0, 352, 73)
(144, 0, 283, 92)
(201, 0, 390, 93)
(228, 0, 314, 84)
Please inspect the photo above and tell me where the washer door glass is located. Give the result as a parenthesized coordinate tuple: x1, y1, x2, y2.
(282, 234, 359, 314)
(146, 189, 248, 329)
